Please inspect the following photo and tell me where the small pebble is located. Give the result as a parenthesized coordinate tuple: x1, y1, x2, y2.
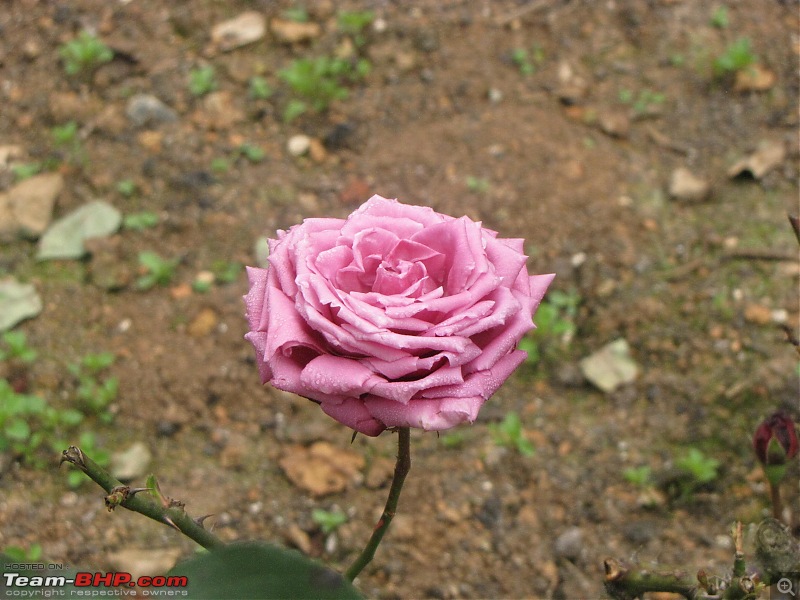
(287, 134, 311, 157)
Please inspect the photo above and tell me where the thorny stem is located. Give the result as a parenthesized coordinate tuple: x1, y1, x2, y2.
(345, 427, 411, 582)
(60, 446, 225, 550)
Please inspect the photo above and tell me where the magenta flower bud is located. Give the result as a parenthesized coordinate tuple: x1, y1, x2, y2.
(754, 411, 799, 465)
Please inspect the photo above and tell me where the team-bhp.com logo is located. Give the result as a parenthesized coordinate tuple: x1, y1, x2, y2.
(3, 570, 188, 597)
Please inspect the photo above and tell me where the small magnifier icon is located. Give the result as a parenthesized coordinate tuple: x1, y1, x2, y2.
(778, 578, 796, 596)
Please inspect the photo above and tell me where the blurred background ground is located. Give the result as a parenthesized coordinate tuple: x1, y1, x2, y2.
(0, 1, 798, 598)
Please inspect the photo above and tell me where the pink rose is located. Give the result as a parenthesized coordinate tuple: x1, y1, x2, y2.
(244, 195, 553, 436)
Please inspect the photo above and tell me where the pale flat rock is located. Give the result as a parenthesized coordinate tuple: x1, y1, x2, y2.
(107, 548, 182, 581)
(0, 172, 63, 241)
(0, 145, 24, 168)
(270, 18, 321, 44)
(580, 339, 639, 393)
(279, 441, 364, 496)
(211, 11, 266, 51)
(37, 200, 122, 260)
(728, 140, 786, 179)
(110, 441, 152, 482)
(0, 278, 43, 331)
(126, 94, 178, 127)
(668, 167, 710, 202)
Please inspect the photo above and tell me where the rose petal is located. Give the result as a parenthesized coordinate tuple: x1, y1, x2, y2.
(321, 398, 386, 436)
(300, 355, 382, 396)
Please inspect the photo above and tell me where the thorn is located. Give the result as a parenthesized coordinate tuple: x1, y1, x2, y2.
(193, 514, 214, 528)
(162, 516, 180, 531)
(350, 430, 358, 444)
(127, 487, 151, 497)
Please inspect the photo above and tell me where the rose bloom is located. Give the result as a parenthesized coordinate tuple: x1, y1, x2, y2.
(244, 196, 553, 436)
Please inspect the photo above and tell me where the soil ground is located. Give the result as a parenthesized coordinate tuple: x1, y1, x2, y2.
(0, 1, 798, 599)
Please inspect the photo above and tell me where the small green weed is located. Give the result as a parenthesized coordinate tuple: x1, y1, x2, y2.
(123, 211, 159, 231)
(210, 157, 230, 173)
(0, 331, 38, 364)
(116, 179, 137, 197)
(136, 251, 179, 290)
(238, 144, 265, 163)
(710, 6, 729, 29)
(713, 37, 756, 77)
(465, 176, 490, 194)
(58, 31, 113, 76)
(211, 260, 242, 284)
(3, 544, 42, 562)
(619, 88, 666, 115)
(440, 431, 466, 449)
(311, 508, 348, 535)
(68, 352, 118, 423)
(520, 289, 580, 365)
(511, 45, 544, 75)
(248, 76, 274, 100)
(282, 7, 309, 22)
(279, 56, 370, 120)
(676, 448, 720, 485)
(489, 412, 535, 457)
(188, 66, 217, 97)
(337, 10, 374, 47)
(51, 121, 79, 146)
(11, 162, 42, 181)
(623, 465, 652, 487)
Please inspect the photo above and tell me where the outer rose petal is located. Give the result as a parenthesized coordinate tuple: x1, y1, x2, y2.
(244, 195, 555, 436)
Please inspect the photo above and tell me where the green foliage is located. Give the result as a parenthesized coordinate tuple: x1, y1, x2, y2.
(68, 352, 118, 423)
(169, 543, 363, 599)
(440, 431, 466, 449)
(619, 88, 666, 115)
(3, 544, 42, 562)
(623, 465, 652, 487)
(676, 448, 720, 484)
(123, 211, 159, 231)
(136, 251, 179, 290)
(337, 10, 374, 47)
(710, 6, 729, 29)
(51, 121, 79, 146)
(0, 331, 38, 364)
(210, 157, 230, 173)
(282, 7, 310, 22)
(248, 75, 273, 100)
(116, 179, 137, 197)
(312, 508, 348, 534)
(465, 176, 490, 194)
(238, 144, 265, 163)
(520, 289, 580, 366)
(11, 162, 42, 181)
(713, 37, 756, 76)
(279, 56, 370, 120)
(489, 412, 535, 457)
(511, 45, 544, 75)
(188, 66, 218, 97)
(210, 260, 242, 284)
(58, 31, 113, 76)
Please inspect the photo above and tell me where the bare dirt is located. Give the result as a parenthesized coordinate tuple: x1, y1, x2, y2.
(1, 1, 798, 598)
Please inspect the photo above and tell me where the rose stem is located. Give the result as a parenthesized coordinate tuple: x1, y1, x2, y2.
(345, 427, 411, 582)
(769, 480, 783, 521)
(60, 445, 225, 550)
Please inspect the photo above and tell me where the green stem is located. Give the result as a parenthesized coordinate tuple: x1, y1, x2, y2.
(769, 480, 783, 521)
(60, 446, 225, 550)
(345, 427, 411, 582)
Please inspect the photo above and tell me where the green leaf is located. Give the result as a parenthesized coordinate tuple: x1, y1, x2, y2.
(169, 542, 363, 599)
(5, 418, 31, 441)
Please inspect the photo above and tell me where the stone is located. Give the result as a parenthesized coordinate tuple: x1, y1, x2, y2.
(668, 167, 710, 202)
(110, 442, 152, 482)
(125, 94, 178, 127)
(0, 278, 43, 331)
(287, 134, 311, 157)
(728, 140, 786, 179)
(580, 339, 639, 393)
(279, 442, 364, 496)
(270, 18, 321, 44)
(211, 11, 266, 52)
(0, 172, 63, 241)
(553, 527, 584, 561)
(37, 200, 122, 260)
(107, 548, 182, 582)
(200, 91, 245, 129)
(734, 64, 776, 93)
